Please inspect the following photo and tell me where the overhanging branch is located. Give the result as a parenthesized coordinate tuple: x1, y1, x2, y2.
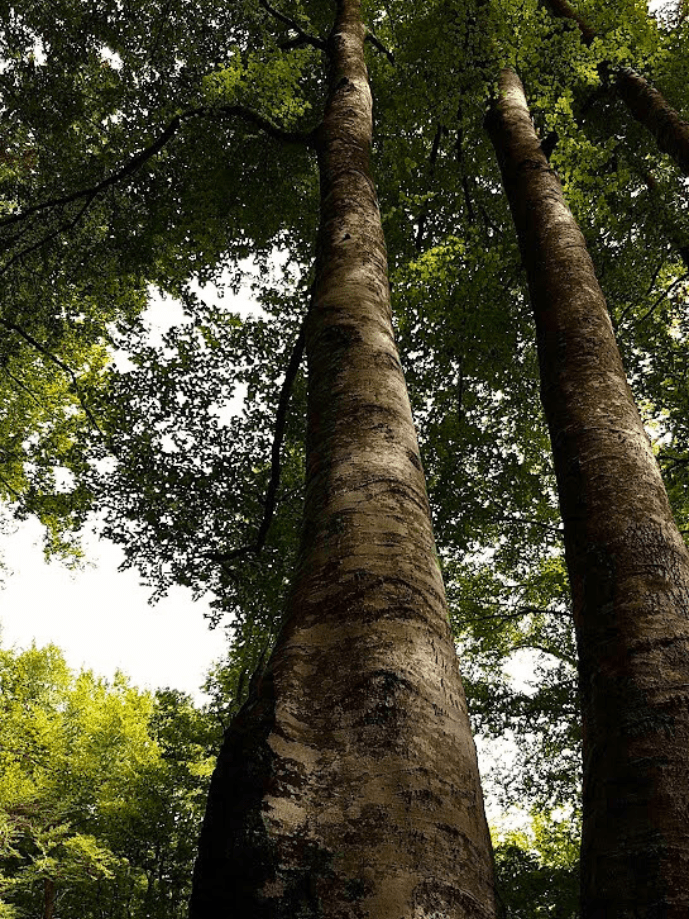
(365, 27, 395, 64)
(0, 103, 315, 233)
(0, 317, 110, 443)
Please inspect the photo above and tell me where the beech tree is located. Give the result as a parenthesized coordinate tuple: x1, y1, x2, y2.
(487, 65, 689, 916)
(1, 0, 689, 915)
(189, 2, 497, 914)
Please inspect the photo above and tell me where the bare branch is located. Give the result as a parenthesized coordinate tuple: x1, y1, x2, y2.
(258, 0, 327, 52)
(365, 27, 395, 64)
(206, 312, 308, 564)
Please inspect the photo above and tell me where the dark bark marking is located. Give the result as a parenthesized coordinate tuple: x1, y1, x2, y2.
(407, 449, 423, 471)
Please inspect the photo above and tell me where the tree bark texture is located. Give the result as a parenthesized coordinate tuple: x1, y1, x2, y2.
(542, 0, 689, 176)
(487, 68, 689, 919)
(189, 3, 496, 917)
(614, 67, 689, 176)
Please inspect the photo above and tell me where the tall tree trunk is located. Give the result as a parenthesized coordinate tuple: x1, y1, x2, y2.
(486, 68, 689, 919)
(188, 2, 496, 917)
(542, 0, 689, 175)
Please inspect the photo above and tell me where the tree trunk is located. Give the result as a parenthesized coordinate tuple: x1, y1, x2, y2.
(43, 878, 56, 919)
(486, 68, 689, 919)
(542, 0, 689, 175)
(188, 2, 496, 917)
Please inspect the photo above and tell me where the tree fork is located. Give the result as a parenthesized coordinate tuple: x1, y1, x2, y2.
(541, 0, 689, 176)
(189, 2, 496, 917)
(487, 68, 689, 918)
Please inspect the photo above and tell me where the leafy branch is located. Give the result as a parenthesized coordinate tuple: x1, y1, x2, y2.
(365, 27, 395, 64)
(0, 318, 110, 446)
(457, 605, 572, 626)
(616, 272, 689, 329)
(0, 103, 316, 235)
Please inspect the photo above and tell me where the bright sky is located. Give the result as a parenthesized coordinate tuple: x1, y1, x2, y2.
(0, 518, 228, 702)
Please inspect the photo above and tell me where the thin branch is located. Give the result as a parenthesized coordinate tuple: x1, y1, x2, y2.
(216, 102, 317, 146)
(255, 316, 307, 552)
(0, 103, 314, 232)
(365, 27, 395, 64)
(458, 604, 571, 626)
(618, 271, 689, 328)
(639, 170, 689, 271)
(0, 471, 20, 498)
(0, 318, 109, 442)
(415, 124, 444, 251)
(0, 104, 315, 279)
(661, 454, 689, 470)
(492, 512, 564, 537)
(2, 366, 44, 407)
(512, 640, 577, 667)
(0, 112, 198, 229)
(461, 174, 476, 224)
(258, 0, 327, 51)
(0, 192, 98, 280)
(645, 256, 666, 296)
(206, 313, 308, 564)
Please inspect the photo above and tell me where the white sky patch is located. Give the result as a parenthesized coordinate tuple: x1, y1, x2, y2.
(0, 518, 228, 702)
(99, 47, 123, 70)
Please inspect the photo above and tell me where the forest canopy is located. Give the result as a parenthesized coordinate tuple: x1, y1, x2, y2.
(0, 0, 688, 914)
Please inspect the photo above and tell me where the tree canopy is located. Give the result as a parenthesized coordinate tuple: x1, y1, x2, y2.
(1, 0, 688, 912)
(0, 643, 221, 919)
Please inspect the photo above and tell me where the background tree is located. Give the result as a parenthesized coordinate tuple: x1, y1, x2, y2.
(0, 644, 220, 919)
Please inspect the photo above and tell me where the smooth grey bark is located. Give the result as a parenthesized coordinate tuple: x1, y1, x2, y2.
(487, 68, 689, 919)
(188, 3, 496, 917)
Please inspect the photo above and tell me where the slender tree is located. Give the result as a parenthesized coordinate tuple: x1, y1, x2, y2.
(487, 67, 689, 917)
(542, 0, 689, 174)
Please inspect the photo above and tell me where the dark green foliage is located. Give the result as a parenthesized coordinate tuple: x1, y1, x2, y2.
(1, 0, 688, 910)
